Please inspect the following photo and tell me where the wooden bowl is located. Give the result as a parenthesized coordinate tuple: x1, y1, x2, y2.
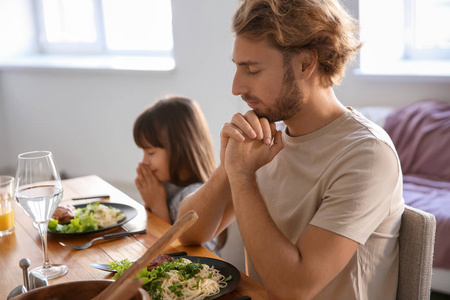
(12, 280, 149, 300)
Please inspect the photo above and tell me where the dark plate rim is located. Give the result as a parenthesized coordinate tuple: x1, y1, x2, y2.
(47, 202, 138, 236)
(176, 255, 241, 300)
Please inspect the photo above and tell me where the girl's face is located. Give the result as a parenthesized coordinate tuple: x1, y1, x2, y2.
(141, 145, 170, 182)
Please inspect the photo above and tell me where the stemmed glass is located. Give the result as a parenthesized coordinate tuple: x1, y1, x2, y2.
(14, 151, 68, 279)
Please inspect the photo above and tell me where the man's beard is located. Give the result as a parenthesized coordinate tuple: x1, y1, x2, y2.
(243, 63, 303, 123)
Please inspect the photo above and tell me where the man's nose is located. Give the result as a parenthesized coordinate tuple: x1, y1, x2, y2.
(232, 71, 247, 96)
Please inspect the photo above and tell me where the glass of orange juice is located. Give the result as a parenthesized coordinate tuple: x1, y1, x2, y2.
(0, 176, 15, 237)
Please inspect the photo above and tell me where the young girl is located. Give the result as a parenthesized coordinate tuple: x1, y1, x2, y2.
(133, 96, 226, 253)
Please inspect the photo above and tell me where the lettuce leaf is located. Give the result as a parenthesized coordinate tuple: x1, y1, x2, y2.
(109, 258, 205, 299)
(48, 214, 98, 233)
(109, 259, 134, 280)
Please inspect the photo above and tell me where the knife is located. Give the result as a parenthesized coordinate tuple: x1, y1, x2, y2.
(90, 251, 188, 272)
(72, 195, 110, 201)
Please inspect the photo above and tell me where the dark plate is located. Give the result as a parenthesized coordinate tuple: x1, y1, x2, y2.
(180, 256, 241, 300)
(47, 203, 138, 236)
(93, 255, 241, 299)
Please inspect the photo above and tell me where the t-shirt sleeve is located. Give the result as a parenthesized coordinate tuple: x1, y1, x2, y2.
(310, 138, 402, 245)
(168, 183, 203, 223)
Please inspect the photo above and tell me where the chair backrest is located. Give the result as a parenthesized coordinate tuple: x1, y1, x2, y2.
(397, 205, 436, 300)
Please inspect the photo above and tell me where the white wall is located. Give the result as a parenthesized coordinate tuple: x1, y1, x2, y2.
(1, 0, 450, 272)
(0, 0, 239, 180)
(0, 0, 35, 173)
(1, 0, 450, 181)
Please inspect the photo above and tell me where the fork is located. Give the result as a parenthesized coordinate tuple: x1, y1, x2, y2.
(59, 229, 147, 250)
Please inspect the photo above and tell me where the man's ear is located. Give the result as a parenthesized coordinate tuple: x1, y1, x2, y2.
(297, 51, 317, 80)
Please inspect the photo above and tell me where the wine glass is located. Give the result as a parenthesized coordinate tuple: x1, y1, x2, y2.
(14, 151, 68, 279)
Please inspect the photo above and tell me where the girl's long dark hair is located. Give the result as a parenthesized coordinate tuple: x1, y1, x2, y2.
(133, 96, 216, 186)
(133, 96, 227, 251)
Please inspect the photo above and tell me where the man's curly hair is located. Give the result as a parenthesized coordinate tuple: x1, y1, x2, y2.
(232, 0, 362, 87)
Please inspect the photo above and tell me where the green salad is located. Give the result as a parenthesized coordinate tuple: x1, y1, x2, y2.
(110, 257, 232, 300)
(48, 213, 98, 233)
(48, 202, 125, 233)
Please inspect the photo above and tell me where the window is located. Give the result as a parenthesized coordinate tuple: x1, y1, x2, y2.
(37, 0, 100, 53)
(358, 0, 450, 77)
(405, 0, 450, 60)
(0, 0, 176, 71)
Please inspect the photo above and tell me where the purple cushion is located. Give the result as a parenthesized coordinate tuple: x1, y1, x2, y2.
(384, 100, 450, 181)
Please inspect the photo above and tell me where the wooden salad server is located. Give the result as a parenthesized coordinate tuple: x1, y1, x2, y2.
(106, 278, 148, 300)
(91, 210, 198, 300)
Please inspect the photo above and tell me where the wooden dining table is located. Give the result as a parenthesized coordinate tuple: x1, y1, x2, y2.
(0, 175, 268, 299)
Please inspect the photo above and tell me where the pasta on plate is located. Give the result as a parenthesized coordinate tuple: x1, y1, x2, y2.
(48, 202, 127, 233)
(76, 202, 125, 227)
(110, 257, 231, 300)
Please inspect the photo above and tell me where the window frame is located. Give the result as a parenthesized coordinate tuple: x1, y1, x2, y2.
(34, 0, 106, 54)
(32, 0, 175, 62)
(403, 0, 450, 60)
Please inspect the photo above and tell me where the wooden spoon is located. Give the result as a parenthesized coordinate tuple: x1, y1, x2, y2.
(91, 210, 198, 300)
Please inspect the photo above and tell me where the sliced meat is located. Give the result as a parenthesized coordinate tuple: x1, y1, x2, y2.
(52, 205, 75, 224)
(147, 254, 173, 271)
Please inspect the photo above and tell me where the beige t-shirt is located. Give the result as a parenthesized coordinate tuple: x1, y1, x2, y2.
(251, 108, 404, 300)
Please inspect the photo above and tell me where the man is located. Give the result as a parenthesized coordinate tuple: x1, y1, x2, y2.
(178, 0, 404, 299)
